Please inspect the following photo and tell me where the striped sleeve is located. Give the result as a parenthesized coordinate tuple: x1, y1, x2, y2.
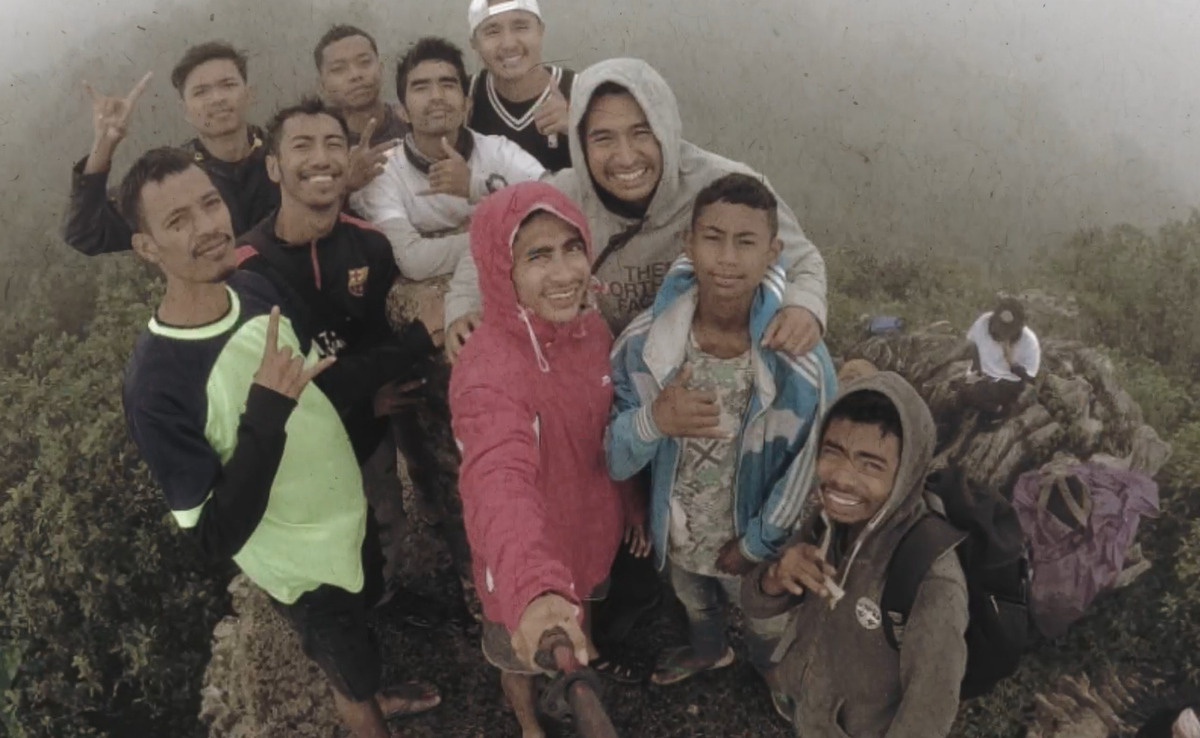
(741, 344, 837, 561)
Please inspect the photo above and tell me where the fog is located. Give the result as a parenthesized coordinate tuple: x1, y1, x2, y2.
(2, 0, 1198, 273)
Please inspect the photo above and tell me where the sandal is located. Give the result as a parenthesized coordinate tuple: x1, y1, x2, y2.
(382, 586, 445, 630)
(378, 681, 441, 719)
(591, 653, 646, 685)
(771, 691, 795, 724)
(650, 645, 735, 686)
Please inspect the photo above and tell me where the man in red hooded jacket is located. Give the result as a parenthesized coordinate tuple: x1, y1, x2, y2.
(450, 181, 647, 738)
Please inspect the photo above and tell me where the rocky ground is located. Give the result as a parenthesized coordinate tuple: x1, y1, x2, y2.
(199, 323, 1179, 738)
(201, 542, 796, 738)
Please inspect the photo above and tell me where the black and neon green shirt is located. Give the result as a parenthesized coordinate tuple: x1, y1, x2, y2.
(123, 271, 367, 604)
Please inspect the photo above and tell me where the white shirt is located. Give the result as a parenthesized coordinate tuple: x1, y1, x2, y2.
(350, 129, 545, 281)
(966, 312, 1041, 381)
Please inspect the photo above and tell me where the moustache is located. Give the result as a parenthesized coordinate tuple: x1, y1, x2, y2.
(192, 234, 231, 258)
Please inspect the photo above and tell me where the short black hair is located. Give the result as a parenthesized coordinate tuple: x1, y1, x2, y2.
(988, 297, 1027, 341)
(170, 41, 248, 94)
(579, 81, 634, 137)
(314, 24, 378, 70)
(395, 37, 469, 105)
(691, 173, 779, 238)
(117, 147, 202, 232)
(822, 390, 904, 446)
(590, 81, 632, 102)
(264, 96, 350, 156)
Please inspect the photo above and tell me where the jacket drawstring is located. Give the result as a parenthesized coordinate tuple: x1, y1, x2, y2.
(519, 307, 551, 373)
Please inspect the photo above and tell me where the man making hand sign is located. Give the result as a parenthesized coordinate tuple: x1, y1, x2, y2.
(350, 37, 544, 284)
(606, 174, 835, 689)
(742, 374, 968, 736)
(64, 42, 280, 256)
(120, 148, 440, 738)
(313, 25, 406, 193)
(466, 0, 577, 173)
(84, 71, 153, 174)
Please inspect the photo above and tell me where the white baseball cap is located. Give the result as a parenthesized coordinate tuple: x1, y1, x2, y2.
(469, 0, 543, 34)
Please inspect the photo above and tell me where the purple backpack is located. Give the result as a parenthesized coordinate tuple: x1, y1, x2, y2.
(1012, 459, 1159, 638)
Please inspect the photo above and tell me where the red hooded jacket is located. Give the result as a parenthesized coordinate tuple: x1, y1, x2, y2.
(450, 182, 640, 632)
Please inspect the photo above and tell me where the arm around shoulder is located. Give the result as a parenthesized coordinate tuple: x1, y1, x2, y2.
(769, 179, 827, 329)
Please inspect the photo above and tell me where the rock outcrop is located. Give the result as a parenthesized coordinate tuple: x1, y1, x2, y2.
(843, 323, 1172, 499)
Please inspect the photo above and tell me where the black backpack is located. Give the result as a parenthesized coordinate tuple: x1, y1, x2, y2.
(881, 467, 1032, 700)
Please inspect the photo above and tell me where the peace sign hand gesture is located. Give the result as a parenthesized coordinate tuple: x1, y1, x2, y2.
(253, 307, 337, 399)
(346, 117, 400, 193)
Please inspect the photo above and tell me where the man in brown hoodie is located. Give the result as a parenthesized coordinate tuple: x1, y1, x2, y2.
(743, 371, 968, 737)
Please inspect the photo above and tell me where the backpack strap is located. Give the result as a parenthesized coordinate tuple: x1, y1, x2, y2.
(881, 514, 968, 651)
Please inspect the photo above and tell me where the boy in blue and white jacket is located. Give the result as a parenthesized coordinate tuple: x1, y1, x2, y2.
(607, 173, 836, 687)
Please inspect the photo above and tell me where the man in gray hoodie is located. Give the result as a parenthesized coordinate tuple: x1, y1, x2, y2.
(444, 57, 827, 359)
(743, 372, 968, 737)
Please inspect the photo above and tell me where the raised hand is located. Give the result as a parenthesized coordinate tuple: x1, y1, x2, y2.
(83, 71, 152, 173)
(345, 117, 399, 193)
(532, 86, 569, 137)
(253, 307, 336, 399)
(420, 137, 471, 199)
(650, 365, 731, 439)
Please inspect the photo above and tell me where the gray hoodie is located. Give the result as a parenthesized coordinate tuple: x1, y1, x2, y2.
(742, 372, 968, 738)
(446, 58, 827, 334)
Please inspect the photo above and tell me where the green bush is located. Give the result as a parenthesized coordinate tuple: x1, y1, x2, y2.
(1046, 213, 1200, 375)
(0, 259, 228, 738)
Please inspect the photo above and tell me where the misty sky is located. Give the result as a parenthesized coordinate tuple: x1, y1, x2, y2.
(1, 0, 1197, 267)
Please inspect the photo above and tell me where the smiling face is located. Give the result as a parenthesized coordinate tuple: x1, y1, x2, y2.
(582, 91, 663, 208)
(399, 59, 469, 138)
(472, 9, 545, 83)
(181, 58, 251, 138)
(131, 165, 237, 285)
(266, 112, 349, 210)
(685, 200, 781, 310)
(510, 211, 591, 323)
(318, 34, 383, 113)
(816, 417, 902, 527)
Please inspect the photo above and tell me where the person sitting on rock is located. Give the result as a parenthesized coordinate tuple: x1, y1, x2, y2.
(961, 297, 1041, 418)
(450, 181, 646, 738)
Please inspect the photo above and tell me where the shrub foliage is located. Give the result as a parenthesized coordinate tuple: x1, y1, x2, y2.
(0, 260, 228, 737)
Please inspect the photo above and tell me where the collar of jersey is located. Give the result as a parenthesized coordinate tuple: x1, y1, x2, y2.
(149, 286, 240, 340)
(486, 65, 562, 131)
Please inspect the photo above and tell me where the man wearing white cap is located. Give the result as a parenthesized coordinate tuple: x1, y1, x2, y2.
(466, 0, 575, 172)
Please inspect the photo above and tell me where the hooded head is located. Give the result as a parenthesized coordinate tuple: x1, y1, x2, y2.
(568, 58, 683, 219)
(469, 181, 596, 343)
(816, 372, 937, 537)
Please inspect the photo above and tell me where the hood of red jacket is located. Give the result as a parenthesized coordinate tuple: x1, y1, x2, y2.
(469, 181, 596, 345)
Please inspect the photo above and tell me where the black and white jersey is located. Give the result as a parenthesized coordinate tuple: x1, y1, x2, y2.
(468, 65, 576, 172)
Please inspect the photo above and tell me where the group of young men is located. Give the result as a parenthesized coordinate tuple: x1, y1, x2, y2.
(84, 1, 984, 736)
